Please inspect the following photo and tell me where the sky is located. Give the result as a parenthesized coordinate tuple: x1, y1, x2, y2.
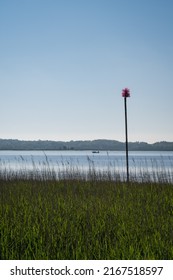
(0, 0, 173, 143)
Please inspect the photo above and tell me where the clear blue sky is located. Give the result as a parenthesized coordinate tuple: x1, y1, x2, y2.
(0, 0, 173, 143)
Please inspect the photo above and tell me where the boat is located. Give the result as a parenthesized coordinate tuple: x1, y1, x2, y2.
(92, 151, 99, 154)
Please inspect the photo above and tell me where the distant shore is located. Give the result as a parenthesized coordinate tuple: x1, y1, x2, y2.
(0, 139, 173, 151)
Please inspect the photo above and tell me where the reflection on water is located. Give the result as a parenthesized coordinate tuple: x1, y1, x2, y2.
(0, 150, 173, 182)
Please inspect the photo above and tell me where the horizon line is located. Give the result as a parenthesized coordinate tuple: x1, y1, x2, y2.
(0, 138, 173, 145)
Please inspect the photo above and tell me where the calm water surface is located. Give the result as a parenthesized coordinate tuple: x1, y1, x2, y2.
(0, 150, 173, 181)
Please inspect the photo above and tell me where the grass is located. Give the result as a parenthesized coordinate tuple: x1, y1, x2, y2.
(1, 170, 173, 259)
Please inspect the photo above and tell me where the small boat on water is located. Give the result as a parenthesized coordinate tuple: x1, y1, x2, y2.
(92, 151, 100, 154)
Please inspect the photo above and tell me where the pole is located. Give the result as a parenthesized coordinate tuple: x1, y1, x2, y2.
(124, 97, 129, 183)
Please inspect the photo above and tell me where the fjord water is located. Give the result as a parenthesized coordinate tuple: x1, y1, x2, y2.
(0, 150, 173, 182)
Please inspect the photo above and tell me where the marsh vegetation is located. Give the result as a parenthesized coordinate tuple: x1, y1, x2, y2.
(0, 156, 173, 259)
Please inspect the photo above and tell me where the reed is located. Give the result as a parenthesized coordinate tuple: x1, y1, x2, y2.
(0, 158, 173, 259)
(0, 155, 172, 183)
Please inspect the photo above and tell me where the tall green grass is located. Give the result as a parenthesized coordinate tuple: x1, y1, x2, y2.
(1, 175, 173, 259)
(0, 156, 173, 259)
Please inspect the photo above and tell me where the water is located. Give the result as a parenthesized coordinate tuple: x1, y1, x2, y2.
(0, 150, 173, 182)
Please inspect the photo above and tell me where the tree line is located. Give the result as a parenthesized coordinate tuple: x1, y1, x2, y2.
(0, 139, 173, 151)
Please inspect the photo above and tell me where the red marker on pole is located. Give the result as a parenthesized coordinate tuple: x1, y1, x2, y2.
(122, 88, 130, 183)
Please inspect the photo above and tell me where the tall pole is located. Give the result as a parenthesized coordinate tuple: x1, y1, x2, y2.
(124, 97, 129, 183)
(122, 88, 130, 183)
